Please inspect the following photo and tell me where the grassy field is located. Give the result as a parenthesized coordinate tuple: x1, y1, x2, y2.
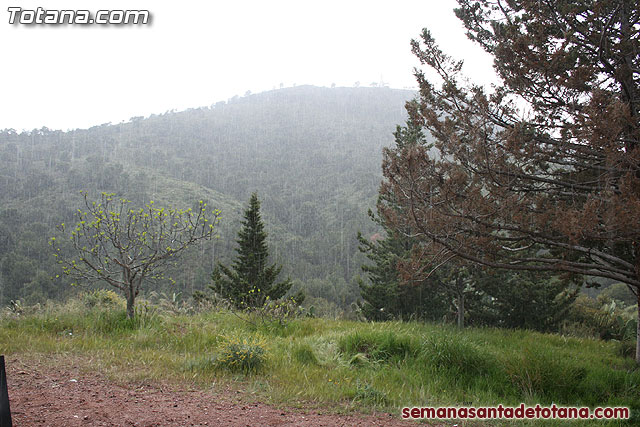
(0, 296, 638, 426)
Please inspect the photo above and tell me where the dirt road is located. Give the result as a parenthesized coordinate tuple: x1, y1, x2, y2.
(4, 356, 424, 427)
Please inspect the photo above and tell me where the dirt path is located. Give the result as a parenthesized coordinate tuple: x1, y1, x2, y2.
(4, 356, 425, 427)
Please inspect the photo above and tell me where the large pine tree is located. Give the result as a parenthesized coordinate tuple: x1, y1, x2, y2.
(211, 193, 292, 309)
(367, 109, 580, 329)
(381, 0, 640, 361)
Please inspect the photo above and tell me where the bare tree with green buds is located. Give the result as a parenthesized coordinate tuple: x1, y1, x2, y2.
(51, 192, 221, 318)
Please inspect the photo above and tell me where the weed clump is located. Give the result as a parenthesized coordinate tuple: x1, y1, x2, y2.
(421, 334, 493, 376)
(338, 331, 419, 363)
(215, 336, 267, 373)
(292, 343, 319, 365)
(353, 380, 387, 405)
(90, 308, 159, 334)
(183, 356, 216, 373)
(81, 289, 125, 309)
(505, 346, 587, 401)
(348, 353, 369, 366)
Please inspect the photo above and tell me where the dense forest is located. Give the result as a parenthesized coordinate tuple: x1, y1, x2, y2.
(1, 83, 636, 337)
(0, 85, 413, 312)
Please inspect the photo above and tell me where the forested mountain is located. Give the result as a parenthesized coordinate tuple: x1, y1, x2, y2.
(0, 85, 414, 311)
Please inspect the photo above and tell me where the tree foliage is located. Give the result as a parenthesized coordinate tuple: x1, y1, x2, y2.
(53, 192, 220, 318)
(356, 213, 449, 322)
(468, 270, 579, 331)
(381, 0, 640, 361)
(358, 119, 450, 321)
(211, 193, 293, 309)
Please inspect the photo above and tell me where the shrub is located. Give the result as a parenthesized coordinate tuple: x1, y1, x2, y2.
(1, 299, 38, 319)
(252, 297, 305, 333)
(563, 295, 637, 343)
(149, 291, 193, 315)
(215, 336, 267, 373)
(81, 289, 125, 309)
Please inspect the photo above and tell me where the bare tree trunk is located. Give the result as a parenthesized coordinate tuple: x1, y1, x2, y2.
(126, 283, 135, 319)
(126, 290, 135, 319)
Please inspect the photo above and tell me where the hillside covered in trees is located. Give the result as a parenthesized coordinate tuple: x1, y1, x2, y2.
(0, 85, 413, 311)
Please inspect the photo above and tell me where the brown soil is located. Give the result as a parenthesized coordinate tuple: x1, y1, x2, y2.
(4, 356, 428, 427)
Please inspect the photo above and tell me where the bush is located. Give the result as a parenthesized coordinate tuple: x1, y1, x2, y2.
(563, 295, 637, 343)
(600, 283, 637, 307)
(215, 336, 267, 373)
(81, 289, 125, 309)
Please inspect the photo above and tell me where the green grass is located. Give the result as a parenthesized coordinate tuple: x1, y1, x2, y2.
(1, 301, 638, 426)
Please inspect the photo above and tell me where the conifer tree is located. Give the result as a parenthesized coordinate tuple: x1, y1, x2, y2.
(211, 193, 292, 309)
(468, 269, 578, 332)
(357, 212, 449, 321)
(358, 116, 449, 321)
(368, 110, 578, 328)
(382, 0, 640, 361)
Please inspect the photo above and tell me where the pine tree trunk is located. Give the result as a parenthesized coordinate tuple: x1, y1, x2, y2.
(456, 276, 464, 329)
(457, 293, 464, 329)
(636, 291, 639, 365)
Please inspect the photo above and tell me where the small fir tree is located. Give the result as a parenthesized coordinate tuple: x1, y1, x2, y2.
(358, 118, 449, 321)
(357, 214, 449, 322)
(211, 193, 293, 309)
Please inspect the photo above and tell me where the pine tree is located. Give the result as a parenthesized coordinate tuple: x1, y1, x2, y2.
(367, 111, 576, 328)
(358, 117, 449, 321)
(381, 0, 640, 362)
(357, 211, 449, 321)
(211, 193, 292, 309)
(467, 269, 578, 332)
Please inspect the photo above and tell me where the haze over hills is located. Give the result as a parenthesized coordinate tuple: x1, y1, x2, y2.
(0, 85, 415, 311)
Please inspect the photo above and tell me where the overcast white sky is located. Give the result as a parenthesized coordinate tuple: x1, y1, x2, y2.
(0, 0, 496, 131)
